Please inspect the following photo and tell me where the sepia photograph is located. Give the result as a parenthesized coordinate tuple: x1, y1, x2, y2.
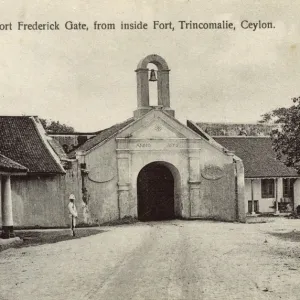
(0, 1, 300, 299)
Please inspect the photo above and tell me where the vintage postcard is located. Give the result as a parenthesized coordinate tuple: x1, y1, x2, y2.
(0, 1, 299, 299)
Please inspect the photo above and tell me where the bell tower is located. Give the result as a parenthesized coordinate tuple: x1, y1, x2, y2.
(134, 54, 175, 118)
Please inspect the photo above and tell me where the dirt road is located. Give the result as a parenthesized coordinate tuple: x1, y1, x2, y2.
(1, 219, 300, 300)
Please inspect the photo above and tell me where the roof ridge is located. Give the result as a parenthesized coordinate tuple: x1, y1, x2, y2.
(29, 117, 66, 174)
(85, 117, 135, 143)
(68, 117, 135, 158)
(196, 121, 276, 125)
(102, 117, 135, 130)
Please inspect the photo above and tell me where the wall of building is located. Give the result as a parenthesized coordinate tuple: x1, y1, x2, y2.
(192, 139, 237, 221)
(245, 179, 271, 213)
(83, 139, 119, 224)
(0, 162, 83, 228)
(6, 175, 67, 227)
(78, 136, 241, 223)
(64, 160, 82, 222)
(244, 178, 288, 213)
(126, 137, 240, 221)
(235, 159, 246, 222)
(196, 164, 236, 221)
(294, 179, 300, 209)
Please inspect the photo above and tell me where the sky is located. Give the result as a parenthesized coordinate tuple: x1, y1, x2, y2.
(0, 0, 299, 131)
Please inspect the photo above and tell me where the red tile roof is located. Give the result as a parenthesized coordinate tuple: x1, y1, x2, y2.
(213, 137, 299, 178)
(0, 153, 28, 173)
(0, 116, 65, 174)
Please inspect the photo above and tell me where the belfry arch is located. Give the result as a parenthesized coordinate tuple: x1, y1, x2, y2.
(134, 54, 174, 118)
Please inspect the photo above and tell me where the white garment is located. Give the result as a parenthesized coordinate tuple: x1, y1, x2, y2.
(68, 201, 77, 230)
(68, 202, 78, 217)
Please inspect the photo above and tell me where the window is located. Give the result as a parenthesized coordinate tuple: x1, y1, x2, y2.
(248, 200, 259, 213)
(283, 178, 294, 198)
(261, 179, 275, 198)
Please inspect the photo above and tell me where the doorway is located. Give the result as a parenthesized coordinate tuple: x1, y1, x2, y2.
(137, 162, 175, 221)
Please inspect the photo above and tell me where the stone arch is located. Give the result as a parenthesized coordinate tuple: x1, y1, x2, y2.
(136, 161, 181, 221)
(137, 54, 169, 70)
(134, 54, 172, 118)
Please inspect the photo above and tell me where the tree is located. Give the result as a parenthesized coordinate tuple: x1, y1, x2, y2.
(259, 96, 300, 171)
(258, 107, 290, 124)
(40, 118, 75, 133)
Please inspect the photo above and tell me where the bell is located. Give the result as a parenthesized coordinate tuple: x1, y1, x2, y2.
(149, 69, 157, 82)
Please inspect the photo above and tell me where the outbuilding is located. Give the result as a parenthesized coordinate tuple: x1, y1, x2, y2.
(212, 136, 300, 215)
(0, 116, 68, 230)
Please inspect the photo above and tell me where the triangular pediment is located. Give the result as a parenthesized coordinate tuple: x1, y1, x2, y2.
(117, 109, 201, 139)
(80, 109, 232, 158)
(131, 118, 184, 138)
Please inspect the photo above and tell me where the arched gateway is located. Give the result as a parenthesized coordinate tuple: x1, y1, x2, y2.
(137, 162, 176, 221)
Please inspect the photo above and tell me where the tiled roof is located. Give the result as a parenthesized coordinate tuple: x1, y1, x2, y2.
(68, 118, 134, 158)
(0, 116, 65, 174)
(197, 122, 277, 136)
(214, 137, 299, 178)
(0, 153, 28, 173)
(48, 138, 68, 161)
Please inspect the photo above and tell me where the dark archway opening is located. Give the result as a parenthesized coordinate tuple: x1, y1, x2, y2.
(137, 162, 175, 221)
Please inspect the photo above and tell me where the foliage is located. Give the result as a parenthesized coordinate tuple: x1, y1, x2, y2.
(259, 96, 300, 171)
(40, 118, 75, 133)
(258, 107, 290, 124)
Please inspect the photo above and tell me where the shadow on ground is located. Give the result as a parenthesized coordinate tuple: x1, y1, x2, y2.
(4, 229, 105, 250)
(268, 230, 300, 242)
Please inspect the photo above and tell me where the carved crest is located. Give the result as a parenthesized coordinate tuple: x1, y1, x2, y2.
(201, 165, 225, 180)
(88, 165, 115, 183)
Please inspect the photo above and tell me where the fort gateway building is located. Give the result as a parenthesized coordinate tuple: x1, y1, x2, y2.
(67, 54, 246, 223)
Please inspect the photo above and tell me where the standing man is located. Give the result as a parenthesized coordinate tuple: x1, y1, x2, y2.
(68, 194, 78, 237)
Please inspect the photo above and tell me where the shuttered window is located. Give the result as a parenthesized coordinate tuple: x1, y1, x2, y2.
(283, 178, 294, 198)
(261, 179, 275, 198)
